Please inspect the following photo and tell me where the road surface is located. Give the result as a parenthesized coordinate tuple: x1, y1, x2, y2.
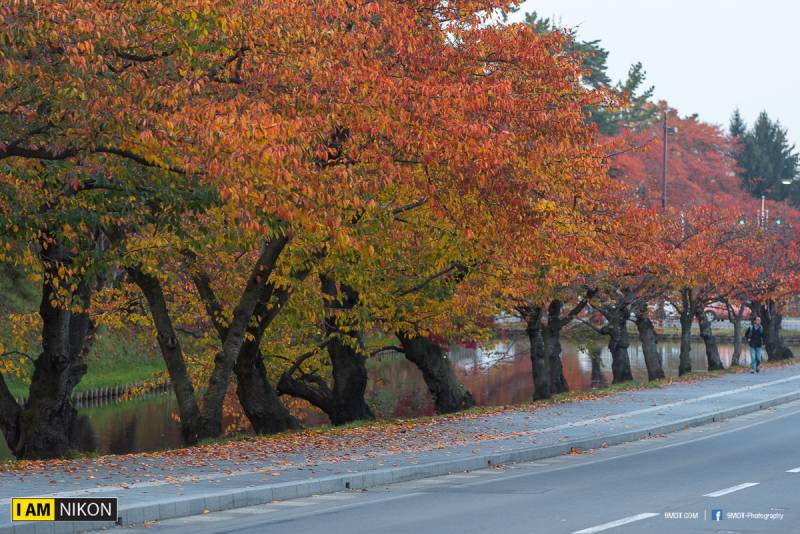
(119, 397, 800, 534)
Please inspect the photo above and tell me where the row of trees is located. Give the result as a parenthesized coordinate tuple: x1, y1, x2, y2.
(0, 2, 797, 460)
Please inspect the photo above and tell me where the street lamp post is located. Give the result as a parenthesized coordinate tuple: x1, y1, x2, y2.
(780, 178, 793, 234)
(661, 112, 678, 210)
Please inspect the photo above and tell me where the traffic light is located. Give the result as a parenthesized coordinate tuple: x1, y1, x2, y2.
(776, 218, 783, 225)
(738, 216, 746, 225)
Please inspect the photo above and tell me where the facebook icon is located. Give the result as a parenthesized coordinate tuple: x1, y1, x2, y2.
(711, 510, 724, 521)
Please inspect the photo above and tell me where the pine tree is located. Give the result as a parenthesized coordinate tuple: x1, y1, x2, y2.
(731, 110, 799, 201)
(521, 11, 655, 135)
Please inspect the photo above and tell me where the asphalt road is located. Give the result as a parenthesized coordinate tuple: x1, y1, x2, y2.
(121, 399, 800, 534)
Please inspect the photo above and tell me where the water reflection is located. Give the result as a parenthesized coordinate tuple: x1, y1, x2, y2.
(0, 338, 780, 461)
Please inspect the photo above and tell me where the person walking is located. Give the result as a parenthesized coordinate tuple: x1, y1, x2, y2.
(745, 316, 766, 373)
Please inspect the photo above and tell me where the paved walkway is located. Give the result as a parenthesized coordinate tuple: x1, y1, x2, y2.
(3, 363, 800, 534)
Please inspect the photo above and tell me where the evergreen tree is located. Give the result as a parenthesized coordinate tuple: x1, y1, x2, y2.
(521, 11, 656, 135)
(730, 110, 799, 202)
(729, 108, 747, 139)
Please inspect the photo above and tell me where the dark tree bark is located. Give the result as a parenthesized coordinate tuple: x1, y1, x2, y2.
(127, 268, 204, 443)
(601, 305, 633, 384)
(542, 294, 595, 394)
(695, 308, 724, 371)
(544, 301, 569, 395)
(189, 263, 299, 435)
(9, 258, 95, 459)
(320, 276, 372, 424)
(729, 301, 746, 367)
(678, 288, 694, 376)
(0, 373, 22, 456)
(234, 341, 300, 434)
(201, 236, 289, 436)
(589, 346, 606, 389)
(759, 300, 794, 361)
(520, 306, 550, 400)
(397, 333, 475, 414)
(278, 276, 373, 425)
(633, 305, 665, 381)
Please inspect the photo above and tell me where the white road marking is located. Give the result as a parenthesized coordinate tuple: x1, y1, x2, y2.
(458, 405, 800, 490)
(703, 482, 760, 497)
(441, 474, 479, 479)
(2, 375, 798, 508)
(573, 512, 660, 533)
(223, 506, 278, 515)
(786, 467, 800, 473)
(311, 493, 355, 500)
(269, 499, 316, 507)
(180, 514, 232, 522)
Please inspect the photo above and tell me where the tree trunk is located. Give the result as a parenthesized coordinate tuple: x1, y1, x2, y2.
(695, 308, 724, 371)
(398, 333, 475, 414)
(234, 341, 300, 434)
(0, 372, 22, 457)
(10, 258, 95, 459)
(522, 306, 550, 400)
(128, 268, 205, 443)
(200, 236, 289, 436)
(278, 277, 373, 425)
(760, 300, 794, 361)
(189, 264, 299, 435)
(634, 307, 665, 380)
(678, 288, 693, 376)
(544, 301, 569, 395)
(326, 334, 374, 424)
(589, 346, 605, 389)
(604, 306, 633, 384)
(731, 303, 746, 366)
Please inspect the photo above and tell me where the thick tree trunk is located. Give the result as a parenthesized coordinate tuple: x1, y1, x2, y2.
(731, 303, 746, 367)
(603, 306, 633, 384)
(278, 277, 373, 425)
(398, 333, 475, 414)
(544, 301, 569, 395)
(11, 261, 94, 459)
(0, 373, 21, 456)
(189, 264, 299, 435)
(522, 306, 551, 400)
(695, 309, 724, 371)
(128, 268, 205, 443)
(326, 334, 374, 424)
(634, 307, 665, 381)
(678, 288, 693, 376)
(235, 342, 300, 433)
(200, 236, 289, 436)
(589, 346, 606, 389)
(760, 301, 794, 361)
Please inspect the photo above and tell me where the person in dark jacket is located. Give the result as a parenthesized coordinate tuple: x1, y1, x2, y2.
(745, 316, 766, 373)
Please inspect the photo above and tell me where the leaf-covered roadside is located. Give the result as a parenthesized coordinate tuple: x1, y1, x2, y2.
(0, 362, 775, 479)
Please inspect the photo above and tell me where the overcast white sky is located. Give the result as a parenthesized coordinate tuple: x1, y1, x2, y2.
(509, 1, 800, 148)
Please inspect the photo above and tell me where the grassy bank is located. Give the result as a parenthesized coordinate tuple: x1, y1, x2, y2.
(0, 266, 166, 399)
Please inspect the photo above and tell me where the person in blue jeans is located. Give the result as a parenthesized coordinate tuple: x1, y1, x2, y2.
(745, 316, 765, 373)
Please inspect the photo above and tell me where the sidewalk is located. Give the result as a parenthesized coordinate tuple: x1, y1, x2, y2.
(4, 363, 800, 534)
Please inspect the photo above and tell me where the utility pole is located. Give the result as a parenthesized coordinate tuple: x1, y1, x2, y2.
(661, 112, 677, 211)
(661, 112, 668, 211)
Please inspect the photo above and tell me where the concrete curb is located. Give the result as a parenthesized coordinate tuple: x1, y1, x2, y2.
(5, 389, 800, 534)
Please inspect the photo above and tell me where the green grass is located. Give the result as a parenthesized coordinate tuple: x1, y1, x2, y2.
(4, 327, 166, 398)
(1, 266, 165, 399)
